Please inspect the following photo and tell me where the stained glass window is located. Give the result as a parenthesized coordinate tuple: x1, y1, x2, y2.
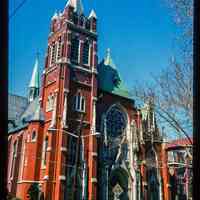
(106, 107, 126, 137)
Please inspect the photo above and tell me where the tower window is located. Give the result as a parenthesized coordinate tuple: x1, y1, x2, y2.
(68, 136, 77, 164)
(51, 42, 57, 65)
(56, 36, 62, 61)
(74, 93, 85, 112)
(80, 16, 84, 27)
(71, 36, 79, 63)
(82, 41, 90, 65)
(85, 20, 90, 30)
(42, 136, 48, 167)
(31, 131, 37, 142)
(73, 13, 78, 25)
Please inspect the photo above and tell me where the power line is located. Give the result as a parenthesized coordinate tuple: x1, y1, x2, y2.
(9, 0, 28, 20)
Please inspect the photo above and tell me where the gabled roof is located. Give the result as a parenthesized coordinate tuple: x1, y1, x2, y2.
(9, 97, 45, 134)
(166, 138, 193, 149)
(97, 49, 133, 100)
(8, 94, 28, 122)
(29, 57, 40, 88)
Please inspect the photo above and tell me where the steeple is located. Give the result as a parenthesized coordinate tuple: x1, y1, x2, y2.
(104, 48, 116, 69)
(51, 10, 58, 20)
(65, 0, 84, 15)
(28, 55, 40, 103)
(89, 9, 97, 19)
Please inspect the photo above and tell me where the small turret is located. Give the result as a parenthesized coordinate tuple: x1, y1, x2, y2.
(65, 0, 84, 15)
(51, 10, 58, 20)
(104, 48, 116, 69)
(28, 55, 40, 103)
(88, 9, 97, 19)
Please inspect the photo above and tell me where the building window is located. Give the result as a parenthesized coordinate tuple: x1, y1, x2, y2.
(106, 106, 126, 137)
(74, 93, 85, 112)
(71, 36, 79, 63)
(82, 41, 90, 65)
(85, 20, 90, 30)
(56, 36, 62, 61)
(42, 136, 48, 167)
(73, 13, 78, 25)
(51, 42, 57, 65)
(46, 93, 54, 112)
(68, 136, 77, 164)
(31, 131, 37, 142)
(168, 151, 175, 163)
(80, 16, 84, 27)
(10, 141, 17, 178)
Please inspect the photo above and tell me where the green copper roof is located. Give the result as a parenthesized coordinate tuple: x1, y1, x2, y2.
(97, 49, 133, 100)
(29, 57, 40, 88)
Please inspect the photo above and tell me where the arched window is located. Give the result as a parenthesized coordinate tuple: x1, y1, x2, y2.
(42, 136, 48, 167)
(82, 41, 90, 65)
(10, 141, 18, 178)
(71, 36, 79, 63)
(74, 93, 85, 112)
(56, 36, 62, 61)
(106, 106, 126, 137)
(105, 106, 127, 164)
(50, 42, 56, 65)
(31, 131, 37, 142)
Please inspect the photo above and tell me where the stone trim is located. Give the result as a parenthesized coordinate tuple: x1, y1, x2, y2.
(91, 152, 98, 157)
(61, 147, 67, 152)
(59, 175, 66, 181)
(17, 180, 44, 184)
(91, 178, 97, 183)
(47, 147, 52, 152)
(43, 175, 49, 180)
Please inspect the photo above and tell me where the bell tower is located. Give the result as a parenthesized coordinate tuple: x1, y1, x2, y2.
(40, 0, 98, 199)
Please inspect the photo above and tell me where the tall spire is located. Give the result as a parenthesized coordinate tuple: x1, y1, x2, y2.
(29, 55, 40, 88)
(104, 48, 116, 69)
(28, 54, 40, 103)
(65, 0, 84, 15)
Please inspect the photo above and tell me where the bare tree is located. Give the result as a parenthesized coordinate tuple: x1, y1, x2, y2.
(132, 59, 192, 143)
(132, 0, 193, 143)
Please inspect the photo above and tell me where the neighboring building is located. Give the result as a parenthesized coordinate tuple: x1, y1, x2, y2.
(162, 138, 193, 200)
(8, 94, 28, 129)
(8, 1, 164, 200)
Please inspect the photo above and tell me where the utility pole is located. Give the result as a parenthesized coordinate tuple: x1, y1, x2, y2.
(72, 113, 84, 200)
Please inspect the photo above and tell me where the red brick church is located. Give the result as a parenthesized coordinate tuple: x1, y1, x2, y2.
(7, 0, 173, 200)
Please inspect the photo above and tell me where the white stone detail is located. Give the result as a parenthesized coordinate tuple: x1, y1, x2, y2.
(43, 175, 49, 180)
(89, 9, 97, 19)
(91, 178, 97, 183)
(59, 175, 66, 181)
(61, 147, 67, 152)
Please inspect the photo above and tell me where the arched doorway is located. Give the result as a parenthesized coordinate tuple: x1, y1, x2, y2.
(99, 104, 135, 200)
(109, 168, 129, 200)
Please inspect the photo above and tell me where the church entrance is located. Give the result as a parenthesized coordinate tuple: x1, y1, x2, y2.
(109, 168, 129, 200)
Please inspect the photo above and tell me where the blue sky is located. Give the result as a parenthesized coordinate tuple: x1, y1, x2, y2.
(9, 0, 179, 97)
